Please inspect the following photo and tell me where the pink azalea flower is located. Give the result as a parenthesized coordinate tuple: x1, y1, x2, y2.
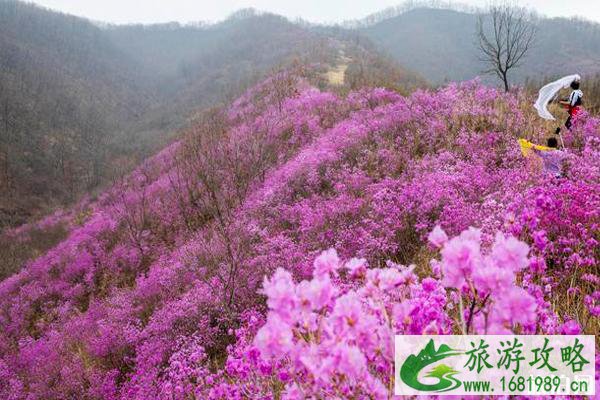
(299, 344, 333, 383)
(376, 268, 404, 291)
(254, 313, 294, 360)
(473, 313, 511, 334)
(494, 287, 537, 326)
(282, 383, 304, 400)
(296, 275, 336, 311)
(344, 257, 367, 278)
(529, 256, 547, 274)
(421, 277, 438, 292)
(532, 230, 548, 251)
(429, 259, 442, 278)
(472, 258, 514, 294)
(392, 302, 413, 328)
(559, 320, 581, 335)
(491, 232, 530, 272)
(428, 225, 448, 248)
(262, 268, 297, 323)
(581, 273, 599, 284)
(329, 291, 363, 335)
(330, 343, 367, 381)
(313, 248, 340, 277)
(440, 230, 482, 288)
(459, 227, 482, 243)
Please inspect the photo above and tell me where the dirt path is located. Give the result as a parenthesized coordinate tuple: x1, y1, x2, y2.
(325, 47, 351, 86)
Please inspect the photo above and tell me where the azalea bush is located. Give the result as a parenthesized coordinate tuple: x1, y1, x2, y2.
(155, 228, 592, 399)
(0, 72, 598, 399)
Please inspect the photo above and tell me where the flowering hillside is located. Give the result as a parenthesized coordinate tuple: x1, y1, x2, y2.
(0, 72, 599, 399)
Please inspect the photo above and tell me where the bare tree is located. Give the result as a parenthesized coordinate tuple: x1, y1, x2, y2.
(477, 3, 536, 92)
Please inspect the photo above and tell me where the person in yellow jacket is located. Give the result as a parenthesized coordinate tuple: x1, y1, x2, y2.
(520, 138, 566, 178)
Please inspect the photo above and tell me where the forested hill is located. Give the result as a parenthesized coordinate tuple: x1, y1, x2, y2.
(0, 1, 151, 226)
(0, 1, 422, 228)
(361, 7, 600, 84)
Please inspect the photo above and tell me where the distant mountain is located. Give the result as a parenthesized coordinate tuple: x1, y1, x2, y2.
(105, 12, 425, 120)
(0, 2, 422, 228)
(106, 11, 334, 134)
(362, 7, 600, 84)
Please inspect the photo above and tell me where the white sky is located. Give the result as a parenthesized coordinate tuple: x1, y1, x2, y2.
(27, 0, 600, 25)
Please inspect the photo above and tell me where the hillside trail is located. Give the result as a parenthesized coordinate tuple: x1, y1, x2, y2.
(325, 47, 351, 86)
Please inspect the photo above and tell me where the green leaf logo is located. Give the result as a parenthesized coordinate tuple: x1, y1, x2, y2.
(400, 339, 463, 392)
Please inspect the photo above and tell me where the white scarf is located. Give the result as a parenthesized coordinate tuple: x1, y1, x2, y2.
(534, 74, 581, 120)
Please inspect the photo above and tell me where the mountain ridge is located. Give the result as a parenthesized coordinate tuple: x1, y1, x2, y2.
(0, 1, 421, 228)
(361, 7, 600, 84)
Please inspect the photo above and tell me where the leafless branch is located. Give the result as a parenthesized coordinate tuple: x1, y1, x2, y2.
(477, 2, 536, 91)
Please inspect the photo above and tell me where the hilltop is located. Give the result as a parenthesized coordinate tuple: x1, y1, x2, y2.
(0, 70, 598, 398)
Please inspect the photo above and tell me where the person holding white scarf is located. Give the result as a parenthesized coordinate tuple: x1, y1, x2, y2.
(556, 79, 583, 133)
